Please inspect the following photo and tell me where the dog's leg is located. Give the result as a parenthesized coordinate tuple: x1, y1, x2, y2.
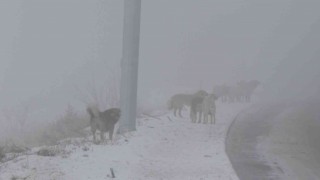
(206, 114, 209, 124)
(109, 125, 115, 141)
(213, 113, 215, 124)
(179, 107, 183, 118)
(91, 127, 97, 142)
(93, 131, 96, 142)
(174, 108, 177, 117)
(203, 112, 209, 124)
(198, 112, 202, 123)
(190, 110, 194, 123)
(100, 131, 105, 142)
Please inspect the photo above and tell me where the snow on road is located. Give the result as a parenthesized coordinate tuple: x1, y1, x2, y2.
(0, 103, 247, 180)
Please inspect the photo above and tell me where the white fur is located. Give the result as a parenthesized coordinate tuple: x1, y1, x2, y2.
(202, 94, 218, 124)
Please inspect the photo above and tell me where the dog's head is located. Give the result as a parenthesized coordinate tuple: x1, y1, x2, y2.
(196, 90, 209, 97)
(213, 94, 219, 101)
(110, 108, 121, 120)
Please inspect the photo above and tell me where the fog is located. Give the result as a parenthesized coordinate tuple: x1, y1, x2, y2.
(1, 0, 320, 140)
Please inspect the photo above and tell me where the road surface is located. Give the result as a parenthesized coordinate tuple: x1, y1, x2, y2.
(226, 101, 320, 180)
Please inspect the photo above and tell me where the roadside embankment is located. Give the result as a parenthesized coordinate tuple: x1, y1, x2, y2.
(226, 101, 320, 180)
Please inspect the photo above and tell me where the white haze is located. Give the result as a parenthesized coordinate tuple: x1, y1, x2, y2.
(0, 0, 320, 139)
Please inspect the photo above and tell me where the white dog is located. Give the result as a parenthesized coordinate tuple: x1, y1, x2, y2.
(202, 94, 218, 124)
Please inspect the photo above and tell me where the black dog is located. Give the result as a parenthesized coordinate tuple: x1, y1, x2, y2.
(87, 106, 121, 142)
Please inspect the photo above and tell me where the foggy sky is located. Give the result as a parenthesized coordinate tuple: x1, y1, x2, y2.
(1, 0, 320, 124)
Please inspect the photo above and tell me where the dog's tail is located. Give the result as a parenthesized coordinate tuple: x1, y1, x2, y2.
(86, 104, 100, 120)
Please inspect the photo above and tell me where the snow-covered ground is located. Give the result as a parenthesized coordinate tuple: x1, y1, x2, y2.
(0, 102, 247, 180)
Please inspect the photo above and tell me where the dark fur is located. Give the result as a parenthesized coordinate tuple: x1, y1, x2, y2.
(168, 90, 208, 117)
(190, 96, 204, 123)
(87, 107, 121, 142)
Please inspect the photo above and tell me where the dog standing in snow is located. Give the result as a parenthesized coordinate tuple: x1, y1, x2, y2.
(202, 94, 218, 124)
(86, 105, 121, 142)
(168, 90, 208, 117)
(190, 96, 205, 123)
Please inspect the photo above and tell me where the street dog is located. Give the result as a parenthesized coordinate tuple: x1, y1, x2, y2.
(202, 94, 218, 124)
(168, 90, 208, 117)
(87, 105, 121, 142)
(190, 96, 205, 123)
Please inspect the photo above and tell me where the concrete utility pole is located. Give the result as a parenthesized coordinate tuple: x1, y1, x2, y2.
(119, 0, 141, 133)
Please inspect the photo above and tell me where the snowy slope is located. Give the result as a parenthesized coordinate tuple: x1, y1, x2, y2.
(0, 103, 247, 180)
